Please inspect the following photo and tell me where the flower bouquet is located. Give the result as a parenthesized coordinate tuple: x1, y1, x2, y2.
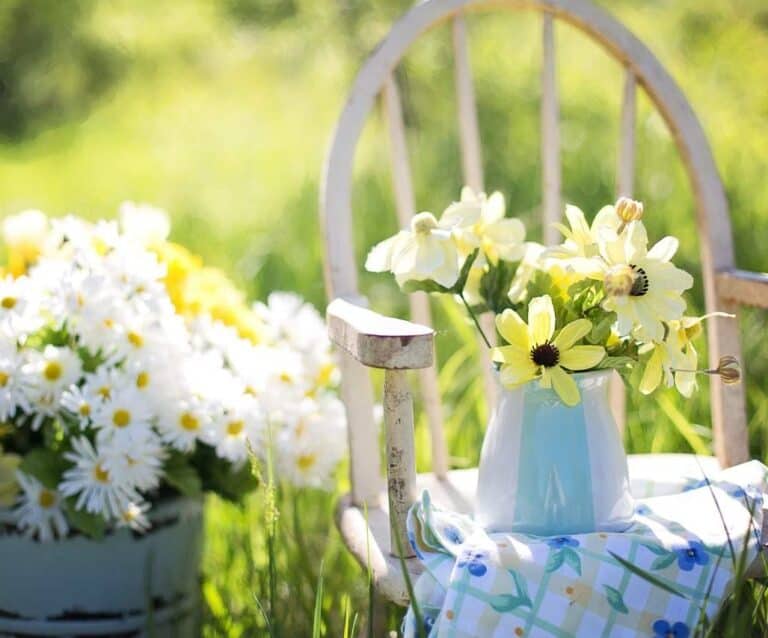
(0, 205, 345, 631)
(366, 189, 739, 534)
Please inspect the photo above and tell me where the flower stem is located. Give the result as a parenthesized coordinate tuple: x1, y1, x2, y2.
(459, 292, 492, 349)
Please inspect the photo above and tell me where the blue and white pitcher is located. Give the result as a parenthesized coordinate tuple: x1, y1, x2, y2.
(475, 370, 634, 535)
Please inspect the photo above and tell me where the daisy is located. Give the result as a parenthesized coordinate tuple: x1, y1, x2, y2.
(205, 396, 266, 464)
(2, 210, 49, 275)
(365, 212, 461, 289)
(101, 430, 165, 491)
(91, 386, 153, 445)
(14, 471, 69, 541)
(441, 187, 526, 264)
(60, 385, 94, 428)
(598, 224, 693, 341)
(0, 335, 29, 421)
(118, 201, 171, 247)
(157, 395, 214, 452)
(60, 437, 138, 520)
(22, 345, 82, 426)
(492, 295, 606, 406)
(116, 500, 151, 533)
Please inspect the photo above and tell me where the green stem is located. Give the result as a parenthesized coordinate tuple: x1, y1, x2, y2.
(459, 292, 492, 349)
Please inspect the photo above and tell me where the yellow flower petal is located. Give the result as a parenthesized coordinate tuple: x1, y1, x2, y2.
(639, 346, 664, 395)
(553, 319, 592, 351)
(495, 309, 530, 352)
(528, 295, 555, 345)
(559, 345, 605, 371)
(549, 366, 581, 406)
(499, 360, 539, 387)
(492, 345, 527, 364)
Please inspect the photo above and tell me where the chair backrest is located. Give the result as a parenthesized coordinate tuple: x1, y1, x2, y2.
(320, 0, 749, 505)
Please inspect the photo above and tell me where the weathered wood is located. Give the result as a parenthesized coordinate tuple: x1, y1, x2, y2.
(338, 350, 383, 505)
(541, 11, 561, 246)
(716, 269, 768, 309)
(383, 370, 418, 558)
(452, 12, 484, 192)
(327, 298, 434, 370)
(617, 70, 636, 198)
(382, 73, 450, 478)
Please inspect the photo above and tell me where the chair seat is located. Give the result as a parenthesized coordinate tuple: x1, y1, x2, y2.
(336, 453, 723, 606)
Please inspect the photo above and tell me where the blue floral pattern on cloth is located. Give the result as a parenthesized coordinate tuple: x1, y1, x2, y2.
(652, 619, 690, 638)
(674, 540, 710, 571)
(402, 460, 767, 638)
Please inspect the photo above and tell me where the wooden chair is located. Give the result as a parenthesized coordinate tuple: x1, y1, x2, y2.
(320, 0, 768, 606)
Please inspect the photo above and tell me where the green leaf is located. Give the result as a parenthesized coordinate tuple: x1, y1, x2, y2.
(400, 279, 451, 295)
(163, 451, 202, 497)
(478, 256, 516, 314)
(587, 311, 616, 344)
(603, 585, 629, 614)
(490, 569, 532, 612)
(451, 248, 480, 294)
(545, 549, 564, 573)
(596, 356, 636, 371)
(20, 449, 67, 489)
(562, 547, 582, 576)
(650, 553, 678, 571)
(608, 551, 688, 599)
(63, 498, 106, 539)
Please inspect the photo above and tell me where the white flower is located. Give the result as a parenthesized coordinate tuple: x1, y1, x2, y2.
(60, 385, 94, 428)
(274, 396, 346, 489)
(22, 345, 82, 426)
(118, 201, 171, 246)
(205, 396, 266, 464)
(547, 203, 622, 260)
(157, 395, 213, 452)
(365, 212, 461, 289)
(60, 437, 138, 520)
(3, 210, 49, 273)
(101, 430, 165, 492)
(91, 386, 153, 445)
(254, 292, 328, 357)
(14, 471, 69, 542)
(116, 500, 151, 533)
(0, 335, 29, 421)
(441, 187, 526, 264)
(599, 224, 693, 341)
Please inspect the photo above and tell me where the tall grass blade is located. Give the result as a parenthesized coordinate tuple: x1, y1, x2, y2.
(312, 559, 325, 638)
(393, 524, 426, 638)
(608, 551, 688, 599)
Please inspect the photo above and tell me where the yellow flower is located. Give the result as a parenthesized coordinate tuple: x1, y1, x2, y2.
(442, 187, 526, 264)
(3, 210, 49, 276)
(0, 445, 21, 507)
(548, 204, 621, 260)
(599, 224, 693, 342)
(492, 295, 605, 406)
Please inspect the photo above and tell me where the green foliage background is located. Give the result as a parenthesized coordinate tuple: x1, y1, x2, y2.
(0, 0, 766, 634)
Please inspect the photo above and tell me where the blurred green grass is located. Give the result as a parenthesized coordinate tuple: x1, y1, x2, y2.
(0, 1, 766, 634)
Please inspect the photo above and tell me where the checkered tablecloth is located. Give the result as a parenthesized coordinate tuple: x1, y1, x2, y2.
(404, 461, 767, 638)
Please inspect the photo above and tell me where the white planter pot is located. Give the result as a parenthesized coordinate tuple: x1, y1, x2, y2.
(475, 370, 634, 535)
(0, 497, 203, 636)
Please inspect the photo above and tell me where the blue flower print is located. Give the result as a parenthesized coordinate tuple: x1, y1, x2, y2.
(547, 536, 579, 549)
(443, 524, 464, 545)
(408, 531, 424, 560)
(652, 619, 690, 638)
(674, 540, 709, 571)
(457, 549, 487, 577)
(423, 614, 435, 635)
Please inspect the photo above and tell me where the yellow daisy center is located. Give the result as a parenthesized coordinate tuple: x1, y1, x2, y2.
(98, 385, 111, 399)
(38, 489, 56, 508)
(112, 409, 131, 428)
(136, 372, 150, 388)
(127, 331, 144, 348)
(79, 403, 91, 416)
(179, 412, 199, 431)
(43, 361, 63, 382)
(0, 371, 8, 387)
(226, 420, 244, 436)
(244, 385, 258, 396)
(297, 453, 317, 471)
(279, 372, 293, 383)
(1, 296, 17, 310)
(93, 463, 110, 484)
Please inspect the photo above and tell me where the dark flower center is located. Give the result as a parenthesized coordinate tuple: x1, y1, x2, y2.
(531, 343, 560, 367)
(687, 549, 696, 557)
(629, 264, 649, 296)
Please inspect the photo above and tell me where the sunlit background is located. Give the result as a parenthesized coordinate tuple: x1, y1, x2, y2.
(0, 1, 766, 634)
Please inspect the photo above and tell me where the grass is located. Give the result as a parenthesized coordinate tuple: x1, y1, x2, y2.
(0, 1, 766, 635)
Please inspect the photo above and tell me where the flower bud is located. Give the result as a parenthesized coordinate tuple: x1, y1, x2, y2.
(715, 355, 741, 385)
(615, 197, 644, 224)
(411, 212, 439, 234)
(604, 264, 636, 297)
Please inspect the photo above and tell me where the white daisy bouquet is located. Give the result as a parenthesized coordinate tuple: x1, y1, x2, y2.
(0, 206, 346, 541)
(366, 188, 739, 406)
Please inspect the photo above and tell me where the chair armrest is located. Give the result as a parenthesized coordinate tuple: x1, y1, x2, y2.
(327, 297, 434, 369)
(716, 269, 768, 309)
